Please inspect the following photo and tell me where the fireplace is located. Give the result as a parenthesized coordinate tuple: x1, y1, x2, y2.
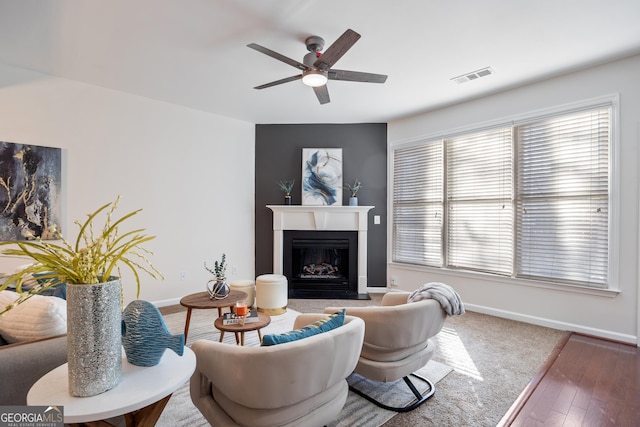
(284, 230, 358, 298)
(268, 205, 373, 299)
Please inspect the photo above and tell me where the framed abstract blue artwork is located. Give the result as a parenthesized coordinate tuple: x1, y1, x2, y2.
(302, 148, 342, 205)
(0, 141, 62, 240)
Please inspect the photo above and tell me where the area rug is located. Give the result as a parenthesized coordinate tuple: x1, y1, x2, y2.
(158, 308, 452, 427)
(328, 361, 452, 427)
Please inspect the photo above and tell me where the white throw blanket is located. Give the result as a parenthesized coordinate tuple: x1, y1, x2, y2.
(408, 282, 465, 316)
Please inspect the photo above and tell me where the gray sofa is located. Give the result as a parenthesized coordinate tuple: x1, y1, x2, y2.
(0, 261, 67, 403)
(0, 334, 67, 405)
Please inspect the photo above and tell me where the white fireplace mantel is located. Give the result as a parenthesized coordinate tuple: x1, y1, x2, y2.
(267, 205, 374, 295)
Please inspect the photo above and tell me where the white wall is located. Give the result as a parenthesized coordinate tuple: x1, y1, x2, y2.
(0, 63, 255, 306)
(388, 54, 640, 344)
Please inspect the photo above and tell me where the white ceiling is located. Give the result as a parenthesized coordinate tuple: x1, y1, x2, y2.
(1, 0, 639, 124)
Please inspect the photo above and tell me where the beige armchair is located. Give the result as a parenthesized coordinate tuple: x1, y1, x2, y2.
(324, 292, 447, 412)
(190, 313, 365, 427)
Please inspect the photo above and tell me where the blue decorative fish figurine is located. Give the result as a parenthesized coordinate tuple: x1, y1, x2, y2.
(121, 300, 185, 367)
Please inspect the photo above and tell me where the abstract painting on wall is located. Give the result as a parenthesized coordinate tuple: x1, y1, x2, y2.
(302, 148, 342, 205)
(0, 141, 62, 240)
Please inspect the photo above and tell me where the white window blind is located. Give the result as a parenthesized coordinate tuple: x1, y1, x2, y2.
(392, 142, 443, 266)
(391, 102, 611, 289)
(446, 128, 513, 274)
(516, 108, 610, 287)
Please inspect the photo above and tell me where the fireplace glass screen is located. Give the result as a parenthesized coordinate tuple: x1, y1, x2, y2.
(295, 240, 348, 281)
(284, 230, 358, 298)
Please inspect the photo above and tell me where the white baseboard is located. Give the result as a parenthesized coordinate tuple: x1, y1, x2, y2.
(153, 288, 390, 308)
(154, 288, 390, 307)
(466, 303, 638, 345)
(152, 297, 182, 308)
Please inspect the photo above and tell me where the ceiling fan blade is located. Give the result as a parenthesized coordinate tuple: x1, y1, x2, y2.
(254, 75, 302, 89)
(329, 69, 388, 83)
(247, 43, 308, 71)
(313, 29, 360, 71)
(313, 85, 330, 105)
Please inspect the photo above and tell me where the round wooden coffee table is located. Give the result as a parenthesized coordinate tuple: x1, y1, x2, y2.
(214, 312, 271, 345)
(180, 290, 248, 342)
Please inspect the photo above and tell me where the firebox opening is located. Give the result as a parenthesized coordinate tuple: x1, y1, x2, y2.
(284, 230, 368, 299)
(296, 239, 346, 280)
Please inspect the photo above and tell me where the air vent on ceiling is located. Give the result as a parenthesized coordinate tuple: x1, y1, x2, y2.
(451, 67, 495, 84)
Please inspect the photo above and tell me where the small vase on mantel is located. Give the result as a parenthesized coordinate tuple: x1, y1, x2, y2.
(277, 179, 295, 206)
(345, 180, 362, 207)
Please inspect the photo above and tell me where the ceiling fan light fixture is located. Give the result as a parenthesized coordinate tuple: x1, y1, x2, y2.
(248, 29, 386, 105)
(302, 70, 328, 87)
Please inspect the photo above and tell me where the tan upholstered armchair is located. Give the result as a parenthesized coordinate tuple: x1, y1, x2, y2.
(190, 313, 365, 427)
(324, 291, 447, 412)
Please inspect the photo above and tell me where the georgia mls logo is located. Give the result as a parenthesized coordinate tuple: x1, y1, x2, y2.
(0, 405, 63, 427)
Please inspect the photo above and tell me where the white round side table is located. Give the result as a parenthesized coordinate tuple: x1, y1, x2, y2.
(27, 347, 195, 425)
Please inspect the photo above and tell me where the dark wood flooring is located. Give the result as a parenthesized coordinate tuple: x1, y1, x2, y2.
(500, 333, 640, 426)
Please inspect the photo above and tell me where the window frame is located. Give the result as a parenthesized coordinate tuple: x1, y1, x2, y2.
(389, 94, 620, 295)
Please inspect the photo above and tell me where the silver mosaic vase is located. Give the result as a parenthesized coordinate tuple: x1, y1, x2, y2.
(66, 278, 123, 397)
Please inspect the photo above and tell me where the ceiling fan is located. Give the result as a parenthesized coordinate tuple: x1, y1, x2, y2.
(247, 29, 387, 105)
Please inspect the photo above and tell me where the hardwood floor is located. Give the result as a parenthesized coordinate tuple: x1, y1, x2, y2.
(500, 333, 640, 426)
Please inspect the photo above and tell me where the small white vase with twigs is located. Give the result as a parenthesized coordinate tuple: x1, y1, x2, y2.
(345, 180, 362, 206)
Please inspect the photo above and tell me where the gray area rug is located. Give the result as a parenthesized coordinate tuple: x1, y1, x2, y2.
(157, 296, 564, 426)
(159, 307, 452, 427)
(330, 362, 452, 427)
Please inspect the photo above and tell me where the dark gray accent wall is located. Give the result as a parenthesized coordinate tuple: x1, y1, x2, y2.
(255, 123, 387, 288)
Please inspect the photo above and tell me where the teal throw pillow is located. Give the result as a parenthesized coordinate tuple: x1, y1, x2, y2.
(261, 309, 346, 346)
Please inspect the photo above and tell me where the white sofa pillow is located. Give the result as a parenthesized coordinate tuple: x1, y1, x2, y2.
(0, 291, 67, 343)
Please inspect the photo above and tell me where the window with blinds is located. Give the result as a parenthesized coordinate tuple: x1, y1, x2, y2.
(516, 108, 609, 287)
(393, 142, 443, 266)
(446, 128, 513, 275)
(392, 104, 611, 288)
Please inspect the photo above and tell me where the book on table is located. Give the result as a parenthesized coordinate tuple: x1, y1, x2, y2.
(222, 309, 259, 325)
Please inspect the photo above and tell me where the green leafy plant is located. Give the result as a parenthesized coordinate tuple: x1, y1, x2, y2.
(344, 179, 363, 197)
(0, 195, 164, 317)
(205, 253, 227, 281)
(277, 179, 295, 196)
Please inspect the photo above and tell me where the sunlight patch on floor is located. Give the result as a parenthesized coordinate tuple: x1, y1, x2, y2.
(436, 326, 483, 381)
